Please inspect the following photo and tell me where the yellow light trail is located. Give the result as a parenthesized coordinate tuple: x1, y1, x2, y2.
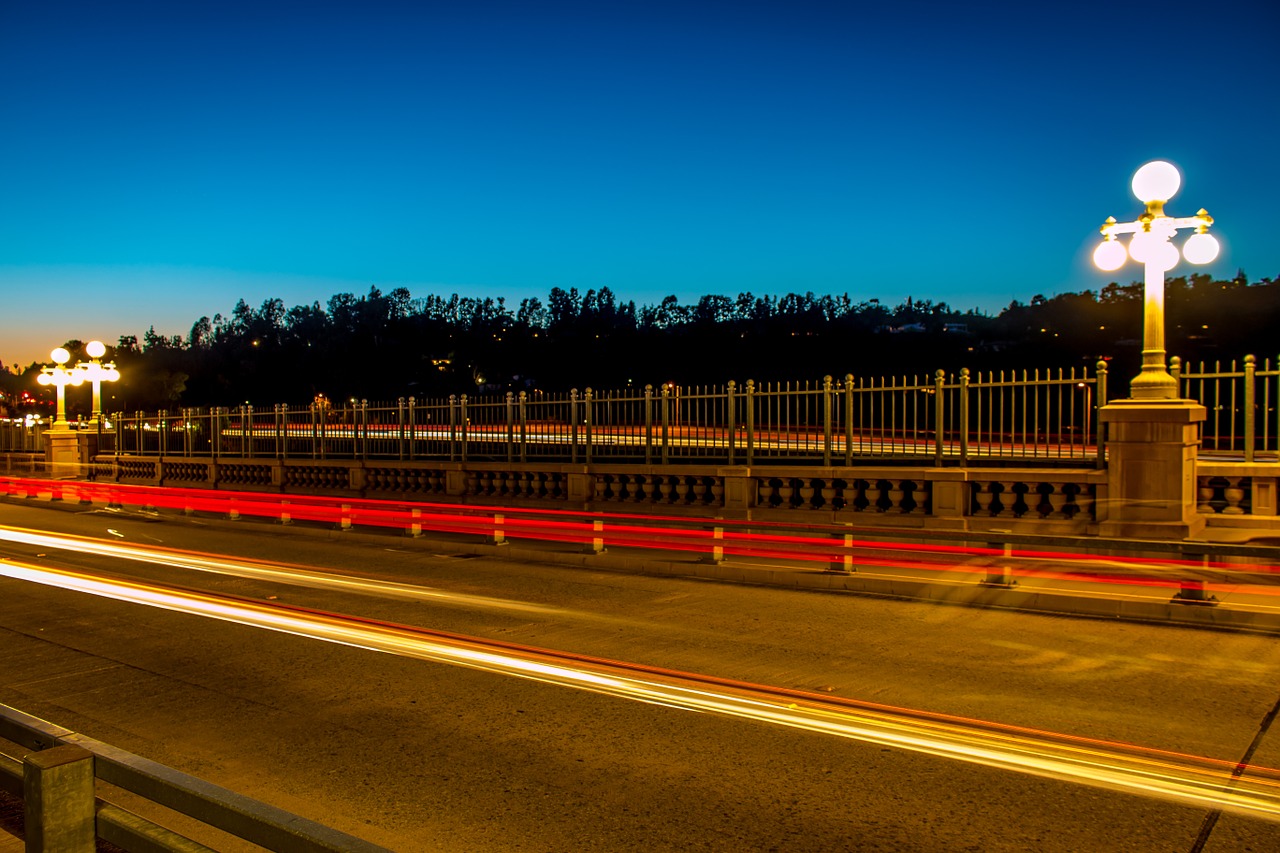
(2, 559, 1279, 821)
(0, 524, 565, 616)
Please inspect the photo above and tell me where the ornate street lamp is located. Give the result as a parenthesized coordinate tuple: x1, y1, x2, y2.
(1093, 160, 1219, 398)
(36, 347, 84, 427)
(76, 340, 120, 423)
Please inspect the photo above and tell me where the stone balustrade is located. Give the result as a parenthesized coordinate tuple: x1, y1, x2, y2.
(81, 454, 1111, 535)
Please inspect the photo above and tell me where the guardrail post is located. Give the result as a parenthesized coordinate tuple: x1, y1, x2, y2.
(828, 532, 854, 573)
(340, 504, 352, 531)
(706, 526, 725, 564)
(644, 385, 654, 465)
(493, 514, 508, 546)
(584, 519, 605, 554)
(24, 744, 96, 853)
(505, 392, 515, 464)
(1245, 354, 1257, 463)
(660, 385, 671, 465)
(570, 389, 580, 464)
(1173, 550, 1219, 606)
(409, 507, 422, 537)
(982, 538, 1014, 587)
(584, 387, 593, 464)
(959, 368, 970, 466)
(279, 499, 292, 525)
(822, 375, 833, 466)
(745, 380, 755, 466)
(933, 370, 946, 466)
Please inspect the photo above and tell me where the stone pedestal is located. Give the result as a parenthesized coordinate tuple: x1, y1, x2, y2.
(44, 426, 82, 479)
(1097, 399, 1205, 540)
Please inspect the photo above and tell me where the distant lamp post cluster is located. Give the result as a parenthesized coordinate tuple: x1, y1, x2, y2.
(36, 341, 119, 427)
(1092, 160, 1219, 399)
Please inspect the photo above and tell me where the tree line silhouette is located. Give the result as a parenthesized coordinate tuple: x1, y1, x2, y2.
(4, 270, 1277, 414)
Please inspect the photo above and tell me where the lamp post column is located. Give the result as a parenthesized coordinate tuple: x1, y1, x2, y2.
(1091, 160, 1220, 542)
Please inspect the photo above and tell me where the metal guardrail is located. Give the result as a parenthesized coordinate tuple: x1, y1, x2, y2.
(1174, 354, 1280, 461)
(95, 363, 1109, 467)
(9, 354, 1273, 465)
(0, 702, 390, 852)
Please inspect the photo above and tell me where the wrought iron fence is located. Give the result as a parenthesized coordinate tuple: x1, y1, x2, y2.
(1174, 354, 1280, 461)
(94, 362, 1109, 467)
(0, 419, 46, 452)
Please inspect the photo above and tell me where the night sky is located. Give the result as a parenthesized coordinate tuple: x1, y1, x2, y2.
(2, 0, 1277, 367)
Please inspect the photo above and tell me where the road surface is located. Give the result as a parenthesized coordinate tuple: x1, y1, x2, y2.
(0, 501, 1278, 851)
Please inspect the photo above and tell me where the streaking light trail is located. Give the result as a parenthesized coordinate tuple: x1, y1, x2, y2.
(0, 524, 565, 617)
(2, 558, 1279, 821)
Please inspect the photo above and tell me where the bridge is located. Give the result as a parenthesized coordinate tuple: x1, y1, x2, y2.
(5, 355, 1278, 543)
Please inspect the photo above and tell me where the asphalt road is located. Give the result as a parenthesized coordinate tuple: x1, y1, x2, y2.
(1, 501, 1278, 852)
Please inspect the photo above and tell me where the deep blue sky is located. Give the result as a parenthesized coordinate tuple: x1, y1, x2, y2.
(3, 0, 1277, 367)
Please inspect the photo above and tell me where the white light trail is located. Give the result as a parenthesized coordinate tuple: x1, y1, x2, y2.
(0, 525, 564, 616)
(2, 558, 1278, 821)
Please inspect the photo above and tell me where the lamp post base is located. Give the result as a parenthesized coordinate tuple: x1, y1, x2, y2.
(1097, 399, 1205, 540)
(44, 427, 83, 480)
(1128, 367, 1179, 400)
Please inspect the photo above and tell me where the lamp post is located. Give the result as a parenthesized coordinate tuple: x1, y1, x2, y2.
(75, 340, 120, 424)
(36, 348, 84, 427)
(1093, 160, 1219, 399)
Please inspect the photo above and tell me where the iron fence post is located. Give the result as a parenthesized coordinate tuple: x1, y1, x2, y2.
(159, 411, 168, 456)
(660, 384, 670, 465)
(211, 409, 220, 462)
(959, 368, 970, 466)
(934, 370, 945, 467)
(726, 380, 737, 465)
(745, 379, 755, 466)
(449, 395, 458, 462)
(822, 375, 833, 466)
(505, 392, 515, 463)
(519, 391, 528, 463)
(319, 403, 328, 460)
(274, 404, 283, 459)
(1170, 356, 1182, 392)
(570, 389, 579, 463)
(644, 385, 653, 465)
(844, 374, 854, 466)
(584, 387, 593, 464)
(360, 399, 368, 460)
(397, 397, 406, 461)
(1096, 360, 1108, 469)
(460, 394, 469, 463)
(1245, 354, 1256, 462)
(408, 396, 417, 461)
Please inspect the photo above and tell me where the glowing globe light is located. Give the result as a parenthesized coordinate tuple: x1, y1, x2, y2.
(1183, 232, 1220, 265)
(1093, 240, 1127, 271)
(1129, 231, 1179, 271)
(1150, 240, 1180, 272)
(86, 340, 106, 358)
(1131, 160, 1181, 203)
(1128, 230, 1158, 263)
(51, 347, 71, 365)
